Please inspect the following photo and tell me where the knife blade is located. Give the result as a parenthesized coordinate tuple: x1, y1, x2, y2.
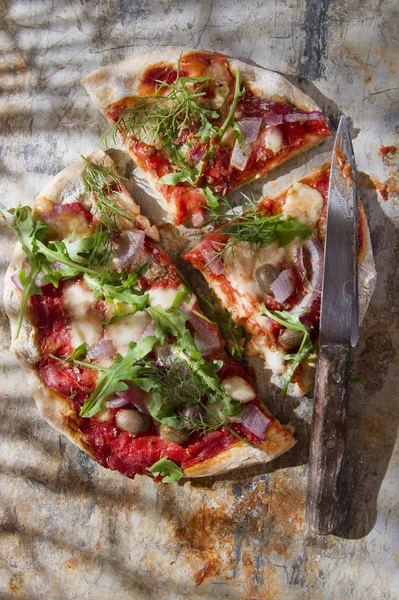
(306, 115, 359, 535)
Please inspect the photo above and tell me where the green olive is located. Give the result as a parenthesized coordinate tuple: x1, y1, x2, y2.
(256, 264, 279, 295)
(159, 424, 189, 444)
(116, 409, 151, 435)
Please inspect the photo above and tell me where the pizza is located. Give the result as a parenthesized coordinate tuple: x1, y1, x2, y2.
(185, 164, 377, 396)
(3, 150, 296, 481)
(82, 47, 330, 227)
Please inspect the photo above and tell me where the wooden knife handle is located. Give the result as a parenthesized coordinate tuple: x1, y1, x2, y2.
(306, 343, 351, 535)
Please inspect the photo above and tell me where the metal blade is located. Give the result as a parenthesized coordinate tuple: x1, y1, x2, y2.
(319, 116, 359, 347)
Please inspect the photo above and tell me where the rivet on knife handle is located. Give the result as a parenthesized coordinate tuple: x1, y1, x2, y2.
(306, 344, 351, 534)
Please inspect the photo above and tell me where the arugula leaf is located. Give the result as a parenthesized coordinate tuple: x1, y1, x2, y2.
(171, 285, 192, 310)
(147, 391, 183, 428)
(158, 171, 194, 186)
(196, 119, 218, 143)
(85, 271, 149, 311)
(8, 206, 49, 338)
(35, 239, 96, 277)
(232, 120, 243, 146)
(146, 305, 188, 344)
(148, 458, 183, 483)
(60, 343, 89, 362)
(61, 232, 107, 265)
(80, 335, 157, 418)
(202, 186, 222, 213)
(217, 70, 245, 141)
(262, 307, 313, 395)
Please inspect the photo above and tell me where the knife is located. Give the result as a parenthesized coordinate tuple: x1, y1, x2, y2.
(306, 115, 358, 535)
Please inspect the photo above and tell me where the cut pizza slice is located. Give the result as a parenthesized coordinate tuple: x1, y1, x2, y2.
(4, 149, 295, 481)
(185, 164, 377, 396)
(83, 48, 330, 226)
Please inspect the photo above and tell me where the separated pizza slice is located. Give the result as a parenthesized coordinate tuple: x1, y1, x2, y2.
(185, 164, 377, 396)
(4, 149, 295, 481)
(83, 48, 330, 226)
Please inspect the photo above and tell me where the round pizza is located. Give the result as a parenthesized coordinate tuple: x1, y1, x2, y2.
(4, 150, 296, 481)
(185, 163, 377, 396)
(83, 47, 330, 226)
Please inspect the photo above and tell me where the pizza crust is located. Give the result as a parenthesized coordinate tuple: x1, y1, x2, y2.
(82, 47, 322, 113)
(4, 149, 296, 479)
(183, 404, 296, 478)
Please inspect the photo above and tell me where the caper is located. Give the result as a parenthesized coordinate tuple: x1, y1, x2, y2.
(279, 329, 304, 349)
(159, 424, 189, 444)
(116, 409, 151, 435)
(256, 264, 279, 295)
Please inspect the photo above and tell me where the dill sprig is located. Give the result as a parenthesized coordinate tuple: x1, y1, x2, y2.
(101, 57, 220, 148)
(81, 156, 135, 265)
(100, 56, 245, 214)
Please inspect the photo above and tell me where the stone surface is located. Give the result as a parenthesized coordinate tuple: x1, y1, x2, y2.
(0, 1, 398, 599)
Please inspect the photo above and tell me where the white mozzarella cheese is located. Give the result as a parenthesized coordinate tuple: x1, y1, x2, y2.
(69, 317, 103, 348)
(148, 286, 179, 310)
(62, 279, 97, 319)
(264, 127, 283, 154)
(222, 376, 256, 403)
(104, 311, 152, 356)
(62, 279, 104, 348)
(283, 183, 324, 228)
(224, 241, 286, 302)
(263, 346, 286, 375)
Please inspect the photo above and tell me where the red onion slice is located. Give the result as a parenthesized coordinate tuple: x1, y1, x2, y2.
(87, 339, 116, 360)
(283, 111, 328, 123)
(241, 404, 272, 440)
(230, 118, 262, 171)
(114, 383, 151, 415)
(291, 236, 323, 316)
(107, 396, 131, 409)
(11, 274, 23, 291)
(113, 229, 145, 269)
(270, 268, 295, 303)
(192, 212, 204, 227)
(295, 246, 307, 282)
(186, 309, 223, 354)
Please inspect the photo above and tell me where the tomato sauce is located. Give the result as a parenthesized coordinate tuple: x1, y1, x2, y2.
(29, 269, 261, 480)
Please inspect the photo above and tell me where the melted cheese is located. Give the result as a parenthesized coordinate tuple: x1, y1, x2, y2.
(62, 280, 104, 348)
(283, 183, 324, 227)
(148, 287, 179, 310)
(224, 241, 286, 303)
(222, 376, 256, 403)
(263, 346, 286, 375)
(264, 127, 283, 154)
(104, 311, 152, 356)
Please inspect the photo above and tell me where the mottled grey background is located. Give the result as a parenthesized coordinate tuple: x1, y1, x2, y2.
(1, 1, 398, 599)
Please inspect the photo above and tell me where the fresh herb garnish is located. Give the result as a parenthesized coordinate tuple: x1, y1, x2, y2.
(79, 336, 157, 418)
(262, 307, 313, 395)
(101, 57, 244, 214)
(50, 343, 89, 363)
(148, 458, 183, 483)
(5, 205, 149, 338)
(217, 69, 244, 141)
(197, 296, 246, 361)
(8, 206, 49, 338)
(85, 267, 149, 317)
(81, 156, 135, 264)
(170, 285, 192, 310)
(204, 194, 313, 265)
